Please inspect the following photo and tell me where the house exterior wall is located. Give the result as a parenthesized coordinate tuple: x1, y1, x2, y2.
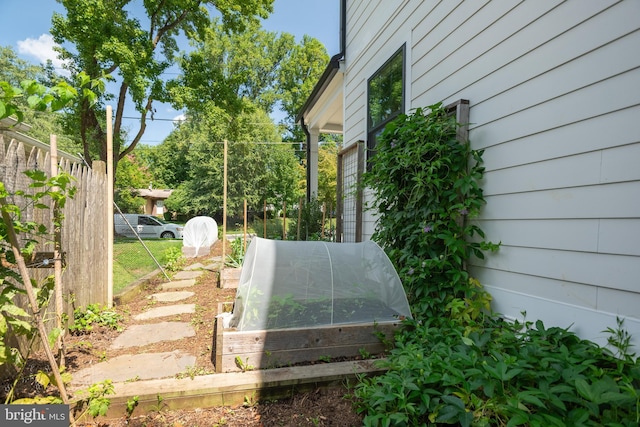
(341, 0, 640, 346)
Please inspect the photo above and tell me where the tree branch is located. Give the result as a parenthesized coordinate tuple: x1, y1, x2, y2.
(119, 97, 153, 160)
(153, 4, 198, 48)
(113, 82, 128, 141)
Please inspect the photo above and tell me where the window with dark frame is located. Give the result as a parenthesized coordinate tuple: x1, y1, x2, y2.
(366, 44, 406, 166)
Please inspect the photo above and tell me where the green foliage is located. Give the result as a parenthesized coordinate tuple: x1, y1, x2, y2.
(126, 396, 139, 420)
(163, 246, 185, 272)
(0, 170, 75, 385)
(287, 197, 328, 241)
(68, 304, 123, 335)
(114, 153, 152, 212)
(74, 380, 115, 419)
(226, 238, 246, 268)
(362, 102, 499, 319)
(151, 107, 303, 218)
(317, 142, 339, 209)
(354, 316, 640, 426)
(234, 356, 255, 372)
(252, 217, 285, 240)
(354, 102, 638, 426)
(170, 19, 328, 140)
(51, 0, 274, 172)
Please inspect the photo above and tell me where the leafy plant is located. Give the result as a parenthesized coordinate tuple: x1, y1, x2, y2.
(354, 103, 639, 426)
(361, 102, 499, 319)
(163, 246, 185, 272)
(68, 303, 123, 335)
(73, 379, 115, 420)
(226, 237, 246, 268)
(0, 169, 77, 407)
(126, 396, 139, 420)
(355, 316, 640, 426)
(235, 356, 255, 372)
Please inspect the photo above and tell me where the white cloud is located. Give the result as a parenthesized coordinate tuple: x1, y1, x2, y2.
(172, 113, 187, 124)
(17, 34, 69, 74)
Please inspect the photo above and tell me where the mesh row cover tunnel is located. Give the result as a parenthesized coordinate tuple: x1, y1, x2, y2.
(182, 216, 218, 256)
(229, 237, 412, 331)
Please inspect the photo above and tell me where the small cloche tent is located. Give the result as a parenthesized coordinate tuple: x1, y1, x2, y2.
(229, 237, 412, 331)
(182, 216, 218, 257)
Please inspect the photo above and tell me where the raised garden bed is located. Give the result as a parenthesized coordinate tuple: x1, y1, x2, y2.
(213, 303, 401, 373)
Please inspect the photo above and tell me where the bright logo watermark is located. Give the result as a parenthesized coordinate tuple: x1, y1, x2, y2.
(1, 405, 68, 426)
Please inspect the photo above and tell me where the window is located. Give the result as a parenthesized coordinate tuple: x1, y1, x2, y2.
(367, 45, 405, 162)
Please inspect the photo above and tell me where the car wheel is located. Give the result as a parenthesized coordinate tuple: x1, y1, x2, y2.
(161, 231, 175, 238)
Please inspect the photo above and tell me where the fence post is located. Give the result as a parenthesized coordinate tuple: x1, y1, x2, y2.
(106, 106, 114, 307)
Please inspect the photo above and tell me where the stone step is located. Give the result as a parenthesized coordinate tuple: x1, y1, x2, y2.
(110, 322, 195, 349)
(148, 291, 194, 302)
(72, 350, 196, 385)
(161, 279, 196, 290)
(173, 270, 202, 280)
(134, 304, 195, 321)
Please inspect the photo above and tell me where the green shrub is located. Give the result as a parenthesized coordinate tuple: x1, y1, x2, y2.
(69, 304, 123, 335)
(361, 102, 499, 319)
(163, 246, 185, 272)
(355, 103, 639, 425)
(226, 237, 246, 268)
(355, 316, 640, 426)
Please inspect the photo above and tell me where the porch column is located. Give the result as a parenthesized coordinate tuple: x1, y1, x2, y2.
(308, 128, 319, 199)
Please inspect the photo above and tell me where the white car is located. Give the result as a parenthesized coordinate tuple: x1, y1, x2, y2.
(114, 214, 183, 239)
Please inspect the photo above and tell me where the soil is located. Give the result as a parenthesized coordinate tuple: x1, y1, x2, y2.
(4, 239, 364, 426)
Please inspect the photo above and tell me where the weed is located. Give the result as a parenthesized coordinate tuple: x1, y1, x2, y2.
(69, 304, 123, 335)
(163, 246, 185, 271)
(235, 356, 254, 372)
(358, 348, 371, 359)
(73, 380, 115, 420)
(176, 366, 214, 379)
(125, 396, 139, 420)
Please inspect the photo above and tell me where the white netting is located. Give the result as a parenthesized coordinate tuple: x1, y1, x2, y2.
(229, 237, 411, 331)
(182, 216, 218, 256)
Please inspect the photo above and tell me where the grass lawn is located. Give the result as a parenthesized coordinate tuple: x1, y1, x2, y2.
(113, 238, 182, 294)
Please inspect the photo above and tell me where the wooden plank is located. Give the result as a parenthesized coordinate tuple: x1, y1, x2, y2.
(214, 303, 224, 373)
(221, 322, 399, 353)
(222, 342, 389, 372)
(220, 267, 241, 288)
(218, 322, 400, 372)
(90, 359, 387, 419)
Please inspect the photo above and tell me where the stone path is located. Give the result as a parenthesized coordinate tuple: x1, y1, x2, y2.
(72, 266, 209, 386)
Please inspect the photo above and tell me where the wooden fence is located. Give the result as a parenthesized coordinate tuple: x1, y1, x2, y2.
(0, 133, 109, 327)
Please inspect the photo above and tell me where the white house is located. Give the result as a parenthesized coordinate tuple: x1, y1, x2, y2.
(298, 0, 640, 348)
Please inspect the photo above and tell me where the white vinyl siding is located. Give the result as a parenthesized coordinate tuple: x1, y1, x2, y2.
(342, 0, 640, 347)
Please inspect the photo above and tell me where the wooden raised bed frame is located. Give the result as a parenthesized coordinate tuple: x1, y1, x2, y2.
(213, 303, 401, 373)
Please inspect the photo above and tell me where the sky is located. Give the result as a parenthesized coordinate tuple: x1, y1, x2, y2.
(0, 0, 341, 145)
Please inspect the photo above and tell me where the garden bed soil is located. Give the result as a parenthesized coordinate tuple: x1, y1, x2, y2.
(3, 239, 365, 426)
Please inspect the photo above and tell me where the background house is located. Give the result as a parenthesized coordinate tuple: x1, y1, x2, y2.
(299, 0, 640, 347)
(138, 187, 173, 216)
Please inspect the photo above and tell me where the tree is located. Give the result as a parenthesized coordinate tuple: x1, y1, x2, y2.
(0, 46, 77, 151)
(114, 152, 152, 213)
(159, 104, 303, 219)
(51, 0, 274, 173)
(317, 142, 339, 209)
(170, 20, 328, 141)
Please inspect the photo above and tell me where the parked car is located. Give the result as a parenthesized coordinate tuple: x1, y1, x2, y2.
(114, 214, 183, 239)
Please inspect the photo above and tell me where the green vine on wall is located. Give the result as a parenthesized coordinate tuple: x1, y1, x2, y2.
(362, 102, 499, 319)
